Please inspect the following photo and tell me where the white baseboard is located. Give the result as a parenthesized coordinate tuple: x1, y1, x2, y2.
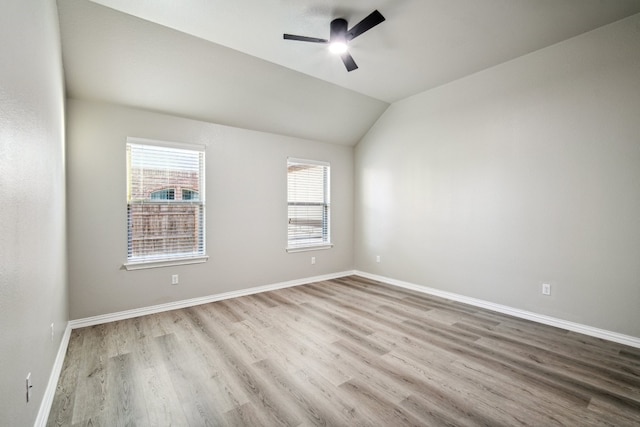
(35, 322, 72, 427)
(69, 270, 355, 329)
(354, 270, 640, 349)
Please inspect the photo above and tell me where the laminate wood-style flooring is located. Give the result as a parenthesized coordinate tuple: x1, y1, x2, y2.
(48, 275, 640, 426)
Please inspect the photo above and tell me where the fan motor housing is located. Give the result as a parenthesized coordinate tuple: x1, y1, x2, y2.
(330, 18, 348, 42)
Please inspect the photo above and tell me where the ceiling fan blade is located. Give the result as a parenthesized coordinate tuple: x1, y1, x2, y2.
(341, 52, 358, 72)
(346, 10, 385, 41)
(283, 34, 328, 43)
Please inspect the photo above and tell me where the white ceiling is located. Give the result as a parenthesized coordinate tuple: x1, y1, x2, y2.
(57, 0, 640, 145)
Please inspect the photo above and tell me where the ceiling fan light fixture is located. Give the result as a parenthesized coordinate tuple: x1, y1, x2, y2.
(329, 41, 348, 54)
(283, 10, 385, 72)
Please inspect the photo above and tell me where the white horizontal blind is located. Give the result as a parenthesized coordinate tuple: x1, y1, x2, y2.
(287, 158, 330, 250)
(127, 141, 205, 263)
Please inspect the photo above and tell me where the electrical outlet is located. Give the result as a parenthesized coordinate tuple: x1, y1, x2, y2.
(311, 257, 316, 265)
(26, 373, 32, 403)
(50, 323, 54, 341)
(171, 274, 179, 285)
(376, 255, 381, 263)
(542, 283, 551, 296)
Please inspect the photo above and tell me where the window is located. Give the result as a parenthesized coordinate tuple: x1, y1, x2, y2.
(182, 189, 199, 201)
(150, 189, 175, 200)
(287, 158, 331, 251)
(126, 138, 206, 268)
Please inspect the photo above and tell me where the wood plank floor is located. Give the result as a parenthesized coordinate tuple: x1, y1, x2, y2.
(48, 275, 640, 426)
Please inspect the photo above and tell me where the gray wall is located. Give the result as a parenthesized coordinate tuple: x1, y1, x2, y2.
(355, 14, 640, 337)
(0, 0, 69, 424)
(66, 99, 354, 319)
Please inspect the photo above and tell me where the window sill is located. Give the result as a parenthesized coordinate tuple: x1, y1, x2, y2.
(286, 244, 333, 253)
(123, 255, 209, 271)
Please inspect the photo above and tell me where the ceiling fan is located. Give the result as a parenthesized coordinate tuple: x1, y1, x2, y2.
(283, 10, 385, 72)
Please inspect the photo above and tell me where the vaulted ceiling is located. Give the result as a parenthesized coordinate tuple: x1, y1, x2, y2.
(57, 0, 640, 145)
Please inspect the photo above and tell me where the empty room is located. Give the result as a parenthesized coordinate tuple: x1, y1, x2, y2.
(2, 0, 640, 425)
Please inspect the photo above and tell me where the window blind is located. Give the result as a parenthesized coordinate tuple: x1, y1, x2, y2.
(126, 140, 205, 264)
(287, 158, 330, 251)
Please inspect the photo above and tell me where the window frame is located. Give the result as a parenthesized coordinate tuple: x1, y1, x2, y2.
(124, 137, 208, 270)
(286, 157, 332, 253)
